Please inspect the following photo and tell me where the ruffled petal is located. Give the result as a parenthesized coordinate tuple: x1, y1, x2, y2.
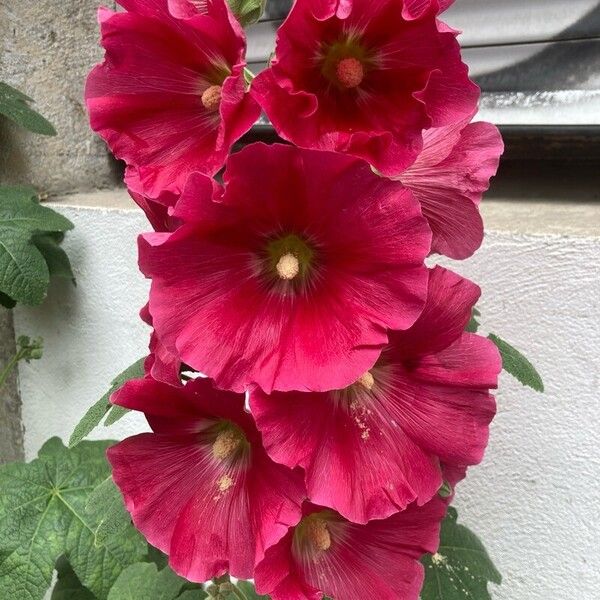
(252, 0, 476, 176)
(400, 120, 503, 258)
(140, 144, 431, 393)
(108, 378, 305, 581)
(255, 499, 446, 600)
(390, 267, 480, 357)
(86, 0, 259, 196)
(251, 386, 441, 523)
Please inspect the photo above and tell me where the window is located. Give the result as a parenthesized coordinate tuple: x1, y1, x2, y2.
(245, 0, 600, 197)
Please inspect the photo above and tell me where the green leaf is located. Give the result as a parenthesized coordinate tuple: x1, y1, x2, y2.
(420, 507, 501, 600)
(106, 563, 193, 600)
(0, 438, 146, 600)
(438, 481, 453, 499)
(488, 333, 544, 392)
(227, 0, 266, 26)
(85, 477, 131, 547)
(465, 307, 480, 333)
(236, 581, 270, 599)
(0, 186, 74, 233)
(51, 557, 96, 600)
(177, 591, 208, 600)
(0, 224, 50, 304)
(33, 234, 75, 283)
(0, 186, 74, 305)
(146, 545, 169, 570)
(104, 405, 131, 426)
(0, 82, 57, 135)
(69, 358, 145, 447)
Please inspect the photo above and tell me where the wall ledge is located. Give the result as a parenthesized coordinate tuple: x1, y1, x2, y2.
(47, 189, 600, 239)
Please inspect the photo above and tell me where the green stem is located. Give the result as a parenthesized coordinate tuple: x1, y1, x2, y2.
(0, 348, 25, 391)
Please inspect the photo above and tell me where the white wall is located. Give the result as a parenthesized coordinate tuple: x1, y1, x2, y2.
(13, 194, 600, 600)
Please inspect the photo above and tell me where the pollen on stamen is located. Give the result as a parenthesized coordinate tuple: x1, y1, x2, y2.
(212, 429, 241, 460)
(357, 370, 375, 391)
(276, 253, 300, 280)
(306, 517, 332, 552)
(336, 57, 365, 89)
(201, 85, 222, 112)
(217, 474, 234, 493)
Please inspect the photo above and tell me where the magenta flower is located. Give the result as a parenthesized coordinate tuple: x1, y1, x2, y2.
(140, 303, 182, 386)
(139, 143, 431, 393)
(125, 169, 180, 232)
(403, 0, 455, 19)
(254, 498, 446, 600)
(168, 0, 208, 18)
(107, 376, 305, 582)
(251, 0, 478, 176)
(399, 119, 504, 259)
(85, 0, 260, 197)
(250, 267, 501, 523)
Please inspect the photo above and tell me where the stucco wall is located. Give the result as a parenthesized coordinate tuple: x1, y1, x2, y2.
(12, 194, 600, 600)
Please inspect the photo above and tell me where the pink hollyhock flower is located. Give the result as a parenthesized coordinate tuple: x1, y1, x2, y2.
(140, 303, 182, 386)
(250, 267, 501, 523)
(139, 143, 431, 393)
(107, 376, 305, 582)
(254, 498, 447, 600)
(251, 0, 478, 176)
(126, 170, 180, 232)
(403, 0, 455, 19)
(85, 0, 260, 197)
(399, 119, 504, 259)
(168, 0, 208, 18)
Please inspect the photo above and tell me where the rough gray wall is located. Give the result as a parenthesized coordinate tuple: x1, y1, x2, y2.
(0, 308, 24, 463)
(0, 1, 121, 195)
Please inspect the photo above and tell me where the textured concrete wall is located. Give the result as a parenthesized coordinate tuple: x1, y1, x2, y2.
(0, 308, 24, 463)
(0, 1, 120, 194)
(11, 194, 600, 599)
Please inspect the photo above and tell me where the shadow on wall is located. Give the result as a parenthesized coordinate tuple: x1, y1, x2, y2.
(474, 3, 600, 91)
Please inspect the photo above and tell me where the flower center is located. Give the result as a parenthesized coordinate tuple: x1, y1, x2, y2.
(276, 253, 300, 280)
(212, 427, 243, 460)
(201, 85, 222, 112)
(305, 516, 331, 552)
(356, 370, 375, 390)
(336, 57, 364, 89)
(267, 234, 314, 283)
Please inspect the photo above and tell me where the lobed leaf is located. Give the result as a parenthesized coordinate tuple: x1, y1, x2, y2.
(85, 477, 131, 547)
(33, 234, 76, 283)
(51, 557, 96, 600)
(0, 438, 146, 600)
(421, 507, 501, 600)
(0, 225, 50, 305)
(106, 562, 204, 600)
(0, 186, 74, 305)
(0, 186, 74, 234)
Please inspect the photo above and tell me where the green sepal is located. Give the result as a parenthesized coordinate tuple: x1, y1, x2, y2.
(227, 0, 266, 26)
